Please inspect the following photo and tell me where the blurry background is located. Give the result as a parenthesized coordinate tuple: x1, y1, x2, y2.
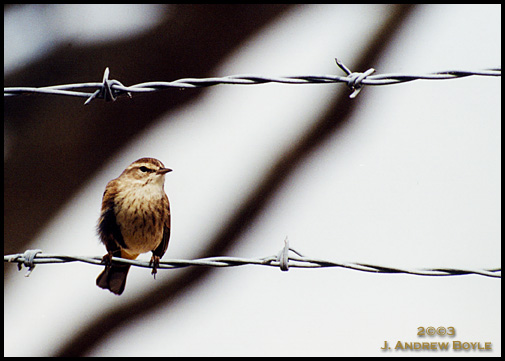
(4, 4, 501, 357)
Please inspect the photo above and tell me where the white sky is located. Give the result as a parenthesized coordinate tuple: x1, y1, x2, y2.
(4, 4, 501, 357)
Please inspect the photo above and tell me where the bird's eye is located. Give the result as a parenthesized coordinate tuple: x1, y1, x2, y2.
(139, 166, 149, 172)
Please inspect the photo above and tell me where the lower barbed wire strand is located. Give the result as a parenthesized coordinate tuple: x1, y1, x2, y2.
(4, 251, 501, 278)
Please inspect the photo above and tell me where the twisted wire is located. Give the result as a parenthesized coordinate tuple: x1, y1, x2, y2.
(4, 59, 500, 103)
(4, 243, 501, 278)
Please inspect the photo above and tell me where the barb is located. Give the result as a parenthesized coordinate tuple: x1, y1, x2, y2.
(16, 249, 42, 277)
(4, 59, 501, 103)
(4, 242, 501, 278)
(83, 67, 132, 105)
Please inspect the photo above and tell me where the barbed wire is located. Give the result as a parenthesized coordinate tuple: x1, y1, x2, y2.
(4, 239, 501, 278)
(4, 59, 501, 103)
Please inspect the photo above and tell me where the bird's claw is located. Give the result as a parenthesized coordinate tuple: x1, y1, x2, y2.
(149, 255, 160, 279)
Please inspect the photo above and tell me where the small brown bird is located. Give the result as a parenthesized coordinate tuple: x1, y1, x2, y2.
(96, 157, 172, 295)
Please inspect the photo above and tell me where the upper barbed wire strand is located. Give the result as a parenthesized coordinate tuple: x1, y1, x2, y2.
(4, 59, 501, 103)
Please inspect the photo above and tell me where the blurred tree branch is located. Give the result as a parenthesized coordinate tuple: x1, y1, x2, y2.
(4, 4, 296, 256)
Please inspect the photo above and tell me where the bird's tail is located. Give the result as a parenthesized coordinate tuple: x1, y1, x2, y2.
(96, 264, 131, 295)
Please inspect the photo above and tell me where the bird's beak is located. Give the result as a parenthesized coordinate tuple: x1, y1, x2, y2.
(157, 168, 172, 175)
